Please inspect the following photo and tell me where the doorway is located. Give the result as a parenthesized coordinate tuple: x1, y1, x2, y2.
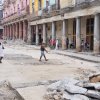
(86, 17, 94, 50)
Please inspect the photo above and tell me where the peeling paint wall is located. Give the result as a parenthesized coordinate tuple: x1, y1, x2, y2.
(3, 0, 29, 18)
(60, 0, 75, 9)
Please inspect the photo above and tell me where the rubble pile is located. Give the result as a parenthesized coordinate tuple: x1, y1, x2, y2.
(44, 74, 100, 100)
(0, 81, 24, 100)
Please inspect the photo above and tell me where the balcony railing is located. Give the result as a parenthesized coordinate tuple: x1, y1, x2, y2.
(75, 0, 91, 5)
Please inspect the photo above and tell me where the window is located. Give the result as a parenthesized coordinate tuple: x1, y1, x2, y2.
(86, 18, 94, 50)
(86, 18, 94, 35)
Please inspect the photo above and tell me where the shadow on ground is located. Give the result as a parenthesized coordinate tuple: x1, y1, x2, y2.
(5, 54, 64, 65)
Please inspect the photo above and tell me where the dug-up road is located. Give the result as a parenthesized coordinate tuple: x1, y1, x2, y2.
(0, 44, 99, 100)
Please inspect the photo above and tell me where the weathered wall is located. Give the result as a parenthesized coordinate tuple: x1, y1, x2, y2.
(47, 23, 52, 39)
(60, 0, 75, 9)
(34, 0, 38, 15)
(43, 0, 56, 8)
(56, 21, 62, 40)
(3, 0, 29, 18)
(29, 0, 33, 14)
(68, 19, 74, 44)
(81, 17, 87, 41)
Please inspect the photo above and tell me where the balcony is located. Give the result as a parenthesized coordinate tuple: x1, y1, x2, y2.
(42, 4, 60, 18)
(75, 0, 90, 8)
(27, 12, 41, 22)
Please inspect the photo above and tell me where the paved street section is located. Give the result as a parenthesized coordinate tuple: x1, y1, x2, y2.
(0, 44, 99, 100)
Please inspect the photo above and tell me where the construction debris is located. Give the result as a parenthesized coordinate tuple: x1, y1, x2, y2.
(0, 80, 24, 100)
(44, 74, 100, 100)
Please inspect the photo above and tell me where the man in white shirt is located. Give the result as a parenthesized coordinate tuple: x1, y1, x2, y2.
(0, 42, 4, 63)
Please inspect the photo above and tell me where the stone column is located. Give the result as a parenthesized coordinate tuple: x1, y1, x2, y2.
(6, 26, 8, 39)
(94, 13, 100, 54)
(8, 25, 10, 39)
(76, 17, 81, 52)
(52, 21, 56, 45)
(3, 26, 6, 39)
(43, 23, 46, 44)
(13, 24, 15, 39)
(5, 26, 7, 39)
(9, 25, 11, 39)
(36, 24, 39, 45)
(11, 24, 13, 39)
(19, 22, 22, 39)
(17, 23, 19, 39)
(15, 23, 18, 39)
(6, 26, 7, 38)
(62, 19, 67, 50)
(14, 24, 16, 39)
(27, 23, 32, 44)
(23, 20, 27, 42)
(10, 25, 12, 39)
(7, 25, 9, 39)
(3, 26, 5, 38)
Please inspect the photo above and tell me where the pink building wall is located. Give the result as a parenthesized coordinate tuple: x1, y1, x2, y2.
(3, 0, 29, 18)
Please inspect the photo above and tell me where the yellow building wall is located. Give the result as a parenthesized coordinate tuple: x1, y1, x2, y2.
(60, 0, 75, 9)
(34, 0, 39, 15)
(42, 0, 44, 9)
(29, 0, 33, 14)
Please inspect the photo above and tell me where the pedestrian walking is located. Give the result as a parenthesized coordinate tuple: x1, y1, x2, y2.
(55, 39, 59, 50)
(85, 41, 90, 52)
(39, 43, 48, 61)
(66, 38, 69, 49)
(0, 42, 4, 63)
(81, 40, 84, 51)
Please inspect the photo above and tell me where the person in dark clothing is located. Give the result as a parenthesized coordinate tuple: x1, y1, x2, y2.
(39, 43, 48, 61)
(66, 38, 69, 49)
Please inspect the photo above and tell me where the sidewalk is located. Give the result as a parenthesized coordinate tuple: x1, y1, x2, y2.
(19, 44, 100, 63)
(4, 40, 100, 63)
(25, 44, 100, 63)
(52, 50, 100, 63)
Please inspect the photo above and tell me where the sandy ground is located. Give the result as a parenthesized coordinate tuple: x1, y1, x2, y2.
(0, 44, 99, 100)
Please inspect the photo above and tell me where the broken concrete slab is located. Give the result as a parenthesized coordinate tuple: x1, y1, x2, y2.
(47, 78, 79, 91)
(65, 84, 87, 94)
(86, 90, 100, 99)
(71, 94, 89, 100)
(0, 81, 24, 100)
(62, 91, 73, 100)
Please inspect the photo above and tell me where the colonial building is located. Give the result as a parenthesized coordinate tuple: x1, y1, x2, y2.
(2, 0, 29, 42)
(2, 0, 100, 54)
(28, 0, 100, 54)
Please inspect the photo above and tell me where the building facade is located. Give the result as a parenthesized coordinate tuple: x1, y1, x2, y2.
(3, 0, 100, 54)
(3, 0, 29, 42)
(27, 0, 100, 54)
